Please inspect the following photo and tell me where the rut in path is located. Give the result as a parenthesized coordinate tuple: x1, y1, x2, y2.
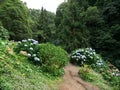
(59, 64, 100, 90)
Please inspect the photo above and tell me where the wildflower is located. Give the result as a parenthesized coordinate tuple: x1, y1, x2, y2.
(30, 47, 33, 50)
(34, 57, 40, 61)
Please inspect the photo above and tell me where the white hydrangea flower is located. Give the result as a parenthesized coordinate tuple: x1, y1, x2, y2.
(30, 43, 33, 45)
(24, 44, 28, 47)
(34, 57, 40, 61)
(22, 39, 27, 42)
(27, 53, 31, 57)
(33, 41, 38, 45)
(33, 54, 36, 57)
(28, 39, 32, 41)
(30, 47, 33, 50)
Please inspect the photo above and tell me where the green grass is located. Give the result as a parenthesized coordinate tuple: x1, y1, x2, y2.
(79, 66, 119, 90)
(0, 41, 61, 90)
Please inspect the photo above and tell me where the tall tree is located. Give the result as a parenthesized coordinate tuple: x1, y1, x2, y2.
(55, 0, 89, 52)
(0, 0, 32, 40)
(30, 7, 55, 42)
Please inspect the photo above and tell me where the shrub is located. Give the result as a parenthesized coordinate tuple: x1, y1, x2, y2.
(14, 40, 69, 76)
(71, 48, 120, 87)
(36, 43, 69, 76)
(14, 39, 40, 64)
(78, 66, 115, 90)
(0, 26, 9, 40)
(70, 48, 101, 66)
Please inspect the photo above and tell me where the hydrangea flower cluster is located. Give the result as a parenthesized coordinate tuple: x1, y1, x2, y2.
(70, 48, 101, 66)
(14, 39, 40, 62)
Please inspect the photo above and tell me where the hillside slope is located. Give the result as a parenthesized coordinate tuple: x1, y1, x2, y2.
(0, 41, 60, 90)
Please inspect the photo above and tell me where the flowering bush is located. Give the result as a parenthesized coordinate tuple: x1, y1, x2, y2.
(71, 48, 120, 85)
(70, 48, 100, 66)
(14, 40, 69, 76)
(14, 39, 40, 63)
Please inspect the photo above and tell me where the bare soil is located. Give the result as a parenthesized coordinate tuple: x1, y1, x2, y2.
(59, 64, 100, 90)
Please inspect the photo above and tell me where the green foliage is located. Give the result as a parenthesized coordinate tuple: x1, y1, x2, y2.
(14, 40, 68, 76)
(85, 6, 104, 27)
(37, 43, 69, 76)
(55, 1, 89, 52)
(0, 26, 9, 40)
(91, 61, 120, 86)
(30, 8, 55, 43)
(0, 40, 60, 90)
(79, 66, 118, 90)
(0, 0, 32, 40)
(79, 64, 120, 90)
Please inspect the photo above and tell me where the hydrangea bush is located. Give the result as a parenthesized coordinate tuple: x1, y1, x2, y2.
(14, 40, 69, 76)
(14, 39, 40, 63)
(70, 48, 100, 66)
(71, 48, 120, 87)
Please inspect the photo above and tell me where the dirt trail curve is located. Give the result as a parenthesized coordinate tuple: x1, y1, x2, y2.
(59, 64, 100, 90)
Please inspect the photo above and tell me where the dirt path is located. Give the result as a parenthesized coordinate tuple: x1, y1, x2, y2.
(59, 64, 100, 90)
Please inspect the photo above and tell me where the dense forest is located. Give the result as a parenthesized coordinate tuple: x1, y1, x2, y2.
(0, 0, 119, 69)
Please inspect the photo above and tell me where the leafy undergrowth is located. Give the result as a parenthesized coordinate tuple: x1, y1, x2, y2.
(0, 41, 61, 90)
(79, 65, 120, 90)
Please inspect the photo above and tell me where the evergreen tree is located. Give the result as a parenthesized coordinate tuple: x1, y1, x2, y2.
(30, 7, 55, 42)
(55, 0, 89, 52)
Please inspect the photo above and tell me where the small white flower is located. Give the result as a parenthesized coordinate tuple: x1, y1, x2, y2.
(34, 57, 40, 61)
(22, 40, 27, 42)
(24, 44, 28, 47)
(83, 59, 86, 61)
(93, 52, 96, 55)
(33, 41, 38, 44)
(33, 54, 36, 57)
(28, 39, 32, 41)
(27, 53, 31, 57)
(82, 55, 86, 59)
(30, 43, 33, 45)
(112, 73, 115, 76)
(89, 48, 92, 50)
(30, 47, 33, 50)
